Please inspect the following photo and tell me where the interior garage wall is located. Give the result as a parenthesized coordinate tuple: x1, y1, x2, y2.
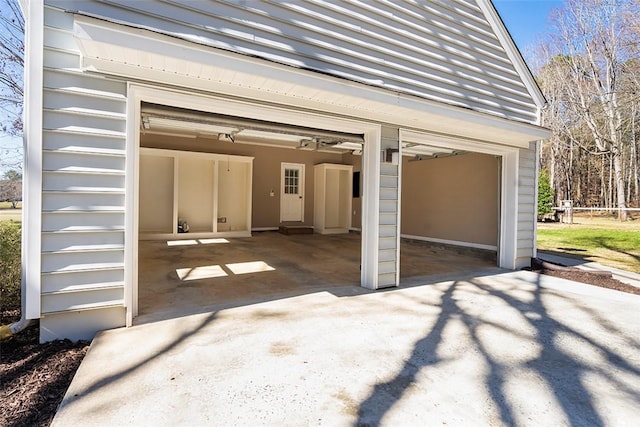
(342, 153, 362, 230)
(140, 134, 355, 228)
(400, 152, 499, 247)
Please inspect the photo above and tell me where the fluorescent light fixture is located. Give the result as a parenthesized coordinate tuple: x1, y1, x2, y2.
(143, 115, 239, 135)
(237, 129, 305, 143)
(144, 130, 197, 139)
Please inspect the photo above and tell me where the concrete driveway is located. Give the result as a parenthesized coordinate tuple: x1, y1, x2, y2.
(53, 270, 640, 426)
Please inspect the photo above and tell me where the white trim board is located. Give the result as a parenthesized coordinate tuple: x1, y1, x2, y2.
(23, 0, 44, 319)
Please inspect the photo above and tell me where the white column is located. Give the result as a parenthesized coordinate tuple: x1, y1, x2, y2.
(361, 127, 382, 289)
(499, 151, 519, 269)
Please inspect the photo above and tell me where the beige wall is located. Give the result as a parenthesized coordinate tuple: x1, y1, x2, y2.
(141, 135, 355, 228)
(401, 153, 499, 246)
(342, 153, 362, 230)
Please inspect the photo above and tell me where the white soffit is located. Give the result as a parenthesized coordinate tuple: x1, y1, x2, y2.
(73, 15, 549, 148)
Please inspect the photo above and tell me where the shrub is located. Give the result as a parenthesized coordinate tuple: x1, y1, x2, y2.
(1, 220, 22, 313)
(538, 169, 554, 219)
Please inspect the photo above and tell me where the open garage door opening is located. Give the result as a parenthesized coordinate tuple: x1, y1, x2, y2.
(135, 103, 366, 321)
(399, 140, 500, 281)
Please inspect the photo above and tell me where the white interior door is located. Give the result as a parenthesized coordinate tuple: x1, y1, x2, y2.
(281, 163, 305, 222)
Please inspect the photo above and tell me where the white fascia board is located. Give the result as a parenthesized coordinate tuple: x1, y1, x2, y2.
(23, 0, 44, 319)
(72, 15, 549, 147)
(477, 0, 547, 114)
(18, 0, 27, 17)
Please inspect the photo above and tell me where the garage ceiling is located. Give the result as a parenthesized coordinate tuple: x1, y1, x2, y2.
(140, 104, 364, 153)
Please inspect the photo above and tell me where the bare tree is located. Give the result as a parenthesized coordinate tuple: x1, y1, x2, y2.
(536, 0, 640, 219)
(0, 0, 24, 172)
(0, 169, 21, 208)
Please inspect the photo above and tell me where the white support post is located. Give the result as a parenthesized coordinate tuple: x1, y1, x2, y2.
(499, 151, 519, 269)
(361, 127, 382, 289)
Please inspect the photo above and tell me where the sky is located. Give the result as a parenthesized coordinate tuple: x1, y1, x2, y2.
(493, 0, 565, 53)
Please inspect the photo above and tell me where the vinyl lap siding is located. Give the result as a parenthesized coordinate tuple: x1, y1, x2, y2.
(46, 0, 538, 123)
(40, 5, 127, 339)
(515, 143, 536, 268)
(378, 127, 400, 288)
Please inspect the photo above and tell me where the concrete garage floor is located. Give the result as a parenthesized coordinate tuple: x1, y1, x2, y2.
(53, 270, 640, 426)
(136, 231, 496, 323)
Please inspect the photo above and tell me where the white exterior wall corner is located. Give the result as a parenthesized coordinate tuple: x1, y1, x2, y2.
(37, 5, 128, 341)
(22, 0, 44, 320)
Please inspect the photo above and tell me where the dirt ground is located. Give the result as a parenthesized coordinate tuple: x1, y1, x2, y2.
(1, 257, 637, 426)
(0, 310, 88, 427)
(530, 258, 640, 295)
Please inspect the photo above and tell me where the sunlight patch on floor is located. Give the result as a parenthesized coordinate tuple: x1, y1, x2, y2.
(167, 238, 230, 247)
(226, 261, 276, 275)
(176, 265, 228, 281)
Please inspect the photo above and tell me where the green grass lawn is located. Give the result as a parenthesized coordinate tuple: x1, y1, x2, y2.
(0, 201, 22, 222)
(537, 215, 640, 273)
(0, 210, 22, 222)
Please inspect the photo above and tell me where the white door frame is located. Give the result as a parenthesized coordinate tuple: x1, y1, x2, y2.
(280, 162, 305, 223)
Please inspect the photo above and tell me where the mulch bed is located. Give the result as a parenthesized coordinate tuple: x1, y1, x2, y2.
(0, 310, 89, 427)
(530, 258, 640, 295)
(0, 259, 638, 427)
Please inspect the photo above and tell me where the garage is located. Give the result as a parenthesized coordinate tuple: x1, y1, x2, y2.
(134, 102, 367, 319)
(399, 141, 501, 280)
(25, 1, 549, 341)
(133, 103, 502, 320)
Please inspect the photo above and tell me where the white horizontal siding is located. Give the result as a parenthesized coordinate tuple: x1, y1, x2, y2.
(42, 230, 124, 253)
(43, 151, 126, 173)
(43, 130, 125, 154)
(43, 46, 81, 70)
(42, 212, 124, 232)
(42, 288, 124, 314)
(42, 249, 124, 274)
(43, 171, 125, 193)
(42, 192, 125, 212)
(46, 0, 538, 122)
(40, 5, 128, 332)
(379, 237, 397, 250)
(378, 127, 400, 287)
(516, 144, 536, 269)
(42, 268, 124, 294)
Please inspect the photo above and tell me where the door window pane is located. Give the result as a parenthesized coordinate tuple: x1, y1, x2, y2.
(284, 168, 299, 194)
